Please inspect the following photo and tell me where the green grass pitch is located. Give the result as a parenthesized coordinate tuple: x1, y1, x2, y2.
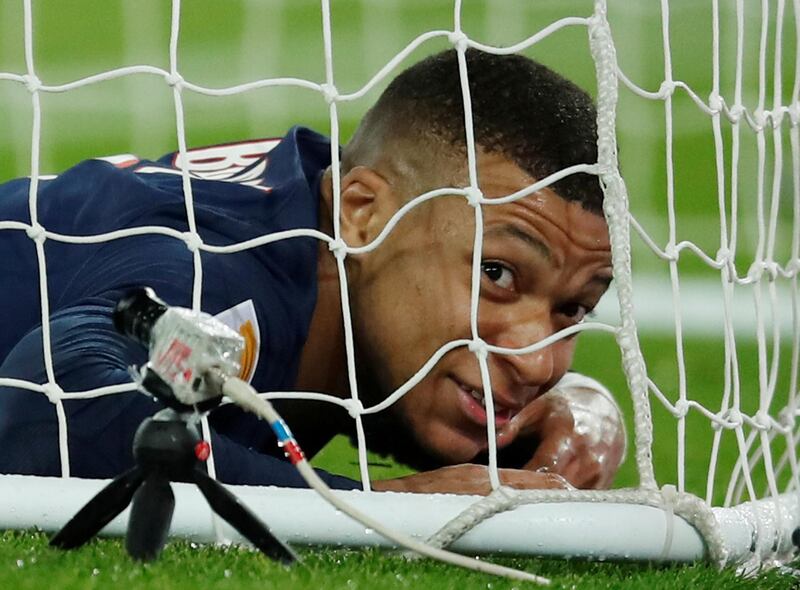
(1, 0, 798, 588)
(0, 529, 796, 590)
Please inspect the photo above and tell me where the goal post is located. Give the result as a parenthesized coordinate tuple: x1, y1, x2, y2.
(0, 0, 799, 577)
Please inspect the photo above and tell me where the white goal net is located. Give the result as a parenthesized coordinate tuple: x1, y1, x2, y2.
(0, 0, 798, 575)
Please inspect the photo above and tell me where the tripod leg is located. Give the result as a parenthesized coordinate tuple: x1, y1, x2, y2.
(192, 469, 298, 564)
(126, 476, 175, 562)
(51, 466, 144, 550)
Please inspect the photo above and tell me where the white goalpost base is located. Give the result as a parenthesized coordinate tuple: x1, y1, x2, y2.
(2, 474, 797, 568)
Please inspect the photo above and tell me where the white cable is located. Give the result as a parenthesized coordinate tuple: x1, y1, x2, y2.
(220, 376, 549, 585)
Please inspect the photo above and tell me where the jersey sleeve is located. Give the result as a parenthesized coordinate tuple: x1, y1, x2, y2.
(0, 128, 334, 486)
(0, 298, 359, 490)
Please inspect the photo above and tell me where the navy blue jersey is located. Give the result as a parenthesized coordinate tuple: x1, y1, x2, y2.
(0, 127, 359, 489)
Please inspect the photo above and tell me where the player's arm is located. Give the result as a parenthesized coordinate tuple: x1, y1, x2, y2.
(493, 372, 626, 489)
(372, 465, 571, 494)
(371, 373, 624, 494)
(0, 299, 360, 490)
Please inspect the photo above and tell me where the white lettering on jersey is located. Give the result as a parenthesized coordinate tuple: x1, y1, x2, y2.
(173, 139, 280, 179)
(95, 154, 140, 168)
(135, 138, 280, 193)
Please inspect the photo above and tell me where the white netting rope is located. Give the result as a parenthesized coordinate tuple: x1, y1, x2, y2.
(625, 0, 800, 527)
(420, 0, 800, 569)
(423, 485, 729, 565)
(1, 0, 799, 571)
(588, 1, 657, 492)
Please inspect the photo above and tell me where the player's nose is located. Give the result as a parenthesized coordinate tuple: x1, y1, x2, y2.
(488, 315, 555, 401)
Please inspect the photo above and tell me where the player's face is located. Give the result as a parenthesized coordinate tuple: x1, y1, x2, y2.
(350, 152, 612, 464)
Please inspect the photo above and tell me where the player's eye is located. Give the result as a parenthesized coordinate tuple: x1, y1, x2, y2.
(560, 302, 592, 323)
(480, 260, 515, 291)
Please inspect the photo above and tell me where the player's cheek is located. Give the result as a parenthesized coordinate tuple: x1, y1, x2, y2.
(551, 341, 577, 382)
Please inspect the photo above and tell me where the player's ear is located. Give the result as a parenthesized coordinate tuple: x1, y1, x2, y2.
(338, 166, 395, 247)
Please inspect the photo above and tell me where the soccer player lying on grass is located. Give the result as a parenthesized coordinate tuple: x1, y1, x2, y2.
(0, 49, 625, 494)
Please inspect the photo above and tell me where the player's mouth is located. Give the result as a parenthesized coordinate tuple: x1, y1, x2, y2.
(452, 377, 516, 428)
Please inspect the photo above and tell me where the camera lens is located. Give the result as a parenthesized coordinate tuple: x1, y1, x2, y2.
(113, 287, 169, 346)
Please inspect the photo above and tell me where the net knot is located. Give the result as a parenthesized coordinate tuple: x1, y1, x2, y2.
(660, 483, 678, 507)
(663, 243, 679, 262)
(464, 186, 483, 207)
(42, 382, 64, 404)
(778, 407, 797, 430)
(763, 261, 779, 281)
(788, 103, 800, 126)
(320, 83, 339, 104)
(727, 104, 745, 123)
(25, 223, 46, 243)
(343, 398, 364, 418)
(165, 73, 184, 88)
(23, 74, 42, 93)
(182, 232, 203, 252)
(707, 93, 724, 114)
(448, 31, 469, 51)
(715, 247, 731, 267)
(752, 108, 767, 131)
(673, 400, 689, 419)
(657, 80, 675, 99)
(754, 410, 772, 431)
(328, 238, 348, 260)
(596, 162, 615, 177)
(746, 261, 764, 283)
(725, 408, 744, 428)
(468, 338, 488, 358)
(766, 108, 784, 128)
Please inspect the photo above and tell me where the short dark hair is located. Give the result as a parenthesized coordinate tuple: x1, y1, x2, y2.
(344, 48, 602, 213)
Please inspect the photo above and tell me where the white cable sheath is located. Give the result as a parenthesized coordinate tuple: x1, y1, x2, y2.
(220, 376, 550, 585)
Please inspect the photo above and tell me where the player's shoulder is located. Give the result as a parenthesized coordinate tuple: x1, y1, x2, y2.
(12, 125, 331, 196)
(141, 125, 331, 193)
(1, 127, 331, 236)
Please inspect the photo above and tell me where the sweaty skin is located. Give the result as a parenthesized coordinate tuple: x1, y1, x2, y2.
(292, 151, 615, 494)
(498, 374, 626, 489)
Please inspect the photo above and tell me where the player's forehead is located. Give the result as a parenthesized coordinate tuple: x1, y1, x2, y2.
(474, 150, 534, 196)
(474, 152, 610, 253)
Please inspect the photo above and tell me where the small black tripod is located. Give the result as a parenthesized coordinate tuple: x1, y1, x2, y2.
(50, 288, 297, 563)
(50, 402, 297, 563)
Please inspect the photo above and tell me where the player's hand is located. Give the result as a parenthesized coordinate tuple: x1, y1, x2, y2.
(372, 464, 571, 495)
(495, 380, 626, 489)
